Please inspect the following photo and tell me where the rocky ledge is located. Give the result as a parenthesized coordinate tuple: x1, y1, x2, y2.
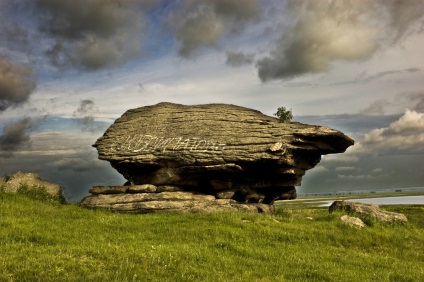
(81, 102, 354, 213)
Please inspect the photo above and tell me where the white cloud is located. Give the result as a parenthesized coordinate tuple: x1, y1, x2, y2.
(322, 149, 360, 163)
(11, 131, 99, 157)
(327, 109, 424, 161)
(306, 165, 328, 175)
(302, 110, 424, 192)
(384, 109, 424, 133)
(335, 166, 356, 172)
(337, 174, 376, 180)
(363, 109, 424, 154)
(372, 168, 383, 174)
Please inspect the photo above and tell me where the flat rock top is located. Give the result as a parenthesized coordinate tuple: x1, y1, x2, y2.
(94, 102, 354, 166)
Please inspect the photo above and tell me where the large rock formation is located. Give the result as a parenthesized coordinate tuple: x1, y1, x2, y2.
(81, 102, 354, 213)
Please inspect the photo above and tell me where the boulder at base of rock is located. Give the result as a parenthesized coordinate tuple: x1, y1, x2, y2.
(340, 215, 366, 229)
(329, 200, 408, 223)
(87, 102, 354, 213)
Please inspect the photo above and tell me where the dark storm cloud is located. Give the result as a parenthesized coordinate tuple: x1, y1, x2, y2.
(0, 23, 29, 47)
(335, 68, 422, 86)
(257, 0, 424, 81)
(360, 90, 424, 116)
(75, 99, 95, 115)
(356, 70, 402, 83)
(360, 99, 392, 115)
(0, 118, 32, 157)
(407, 91, 424, 112)
(405, 67, 421, 73)
(388, 0, 424, 43)
(55, 158, 103, 173)
(73, 99, 102, 132)
(0, 0, 33, 52)
(0, 57, 36, 111)
(225, 50, 254, 67)
(168, 0, 260, 57)
(34, 0, 150, 70)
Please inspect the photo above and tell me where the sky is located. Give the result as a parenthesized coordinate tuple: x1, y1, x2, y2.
(0, 0, 423, 201)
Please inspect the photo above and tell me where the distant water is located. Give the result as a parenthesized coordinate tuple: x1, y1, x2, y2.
(299, 187, 424, 198)
(319, 195, 424, 207)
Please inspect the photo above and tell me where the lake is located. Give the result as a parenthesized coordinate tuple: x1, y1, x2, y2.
(318, 195, 424, 207)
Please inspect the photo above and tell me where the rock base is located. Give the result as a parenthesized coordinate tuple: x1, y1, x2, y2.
(80, 185, 273, 214)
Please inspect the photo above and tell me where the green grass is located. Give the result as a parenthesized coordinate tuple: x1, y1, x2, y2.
(16, 183, 67, 205)
(1, 191, 423, 282)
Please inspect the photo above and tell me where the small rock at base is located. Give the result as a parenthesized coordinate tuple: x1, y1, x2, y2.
(340, 215, 366, 229)
(157, 185, 184, 192)
(215, 190, 236, 199)
(128, 184, 157, 193)
(90, 186, 129, 194)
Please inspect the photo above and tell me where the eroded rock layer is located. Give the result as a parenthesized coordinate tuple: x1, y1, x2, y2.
(87, 102, 354, 212)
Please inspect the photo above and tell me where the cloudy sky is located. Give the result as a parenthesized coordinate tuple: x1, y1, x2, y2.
(1, 0, 423, 201)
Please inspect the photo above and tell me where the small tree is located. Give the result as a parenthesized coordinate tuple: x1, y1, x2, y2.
(274, 106, 293, 123)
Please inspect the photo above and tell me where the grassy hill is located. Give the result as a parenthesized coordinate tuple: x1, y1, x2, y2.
(1, 190, 423, 281)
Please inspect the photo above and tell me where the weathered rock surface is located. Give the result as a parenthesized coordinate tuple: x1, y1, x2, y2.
(0, 171, 64, 199)
(329, 200, 408, 223)
(85, 102, 354, 213)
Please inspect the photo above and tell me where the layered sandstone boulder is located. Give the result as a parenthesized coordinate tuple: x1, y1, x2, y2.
(329, 200, 408, 223)
(81, 102, 354, 213)
(1, 171, 64, 201)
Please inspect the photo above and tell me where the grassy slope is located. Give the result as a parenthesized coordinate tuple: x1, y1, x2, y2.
(1, 192, 423, 282)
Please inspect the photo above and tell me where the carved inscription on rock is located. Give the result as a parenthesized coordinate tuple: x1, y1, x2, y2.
(113, 134, 226, 153)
